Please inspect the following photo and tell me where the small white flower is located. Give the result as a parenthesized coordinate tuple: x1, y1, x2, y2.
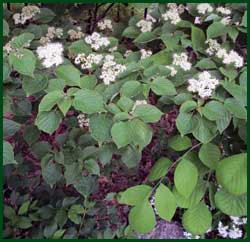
(197, 3, 213, 15)
(132, 100, 147, 112)
(36, 42, 64, 68)
(228, 225, 243, 239)
(165, 65, 177, 76)
(67, 28, 84, 40)
(221, 16, 231, 25)
(205, 39, 221, 55)
(216, 7, 231, 15)
(217, 49, 244, 68)
(140, 49, 152, 59)
(194, 16, 202, 24)
(124, 50, 132, 57)
(97, 18, 113, 31)
(218, 221, 229, 238)
(173, 52, 192, 71)
(162, 8, 181, 25)
(85, 32, 110, 51)
(77, 113, 89, 128)
(12, 5, 40, 25)
(136, 19, 153, 32)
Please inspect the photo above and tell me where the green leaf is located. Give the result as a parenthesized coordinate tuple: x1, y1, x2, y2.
(53, 229, 66, 239)
(147, 157, 171, 182)
(215, 188, 247, 216)
(23, 74, 48, 96)
(68, 40, 92, 54)
(120, 81, 141, 98)
(84, 159, 100, 176)
(241, 10, 247, 27)
(56, 64, 81, 87)
(192, 116, 217, 144)
(182, 202, 212, 235)
(42, 161, 62, 188)
(216, 153, 247, 195)
(227, 26, 239, 42)
(34, 8, 55, 23)
(174, 159, 198, 198)
(207, 22, 228, 39)
(168, 135, 192, 151)
(202, 101, 227, 121)
(9, 49, 36, 77)
(11, 33, 35, 48)
(129, 200, 156, 234)
(133, 104, 162, 123)
(89, 114, 113, 142)
(155, 183, 177, 221)
(122, 26, 140, 38)
(79, 75, 97, 89)
(35, 111, 62, 134)
(224, 98, 247, 120)
(68, 204, 85, 224)
(73, 89, 104, 114)
(219, 66, 238, 81)
(121, 145, 141, 168)
(129, 119, 153, 149)
(173, 181, 206, 209)
(117, 96, 134, 112)
(16, 217, 32, 229)
(111, 122, 131, 148)
(57, 96, 72, 116)
(46, 78, 66, 92)
(119, 185, 152, 206)
(195, 58, 216, 69)
(18, 201, 30, 215)
(180, 100, 197, 113)
(39, 91, 64, 112)
(161, 33, 179, 50)
(176, 113, 198, 136)
(216, 109, 232, 134)
(149, 49, 172, 65)
(134, 32, 156, 43)
(191, 25, 205, 51)
(151, 77, 177, 96)
(23, 125, 40, 145)
(73, 176, 98, 197)
(3, 19, 9, 37)
(3, 118, 20, 137)
(3, 141, 17, 166)
(199, 143, 221, 169)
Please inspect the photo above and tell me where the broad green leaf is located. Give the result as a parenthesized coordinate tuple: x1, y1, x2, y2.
(53, 230, 66, 239)
(176, 113, 198, 136)
(68, 204, 85, 224)
(219, 66, 238, 81)
(215, 188, 247, 216)
(84, 159, 100, 176)
(3, 19, 9, 37)
(191, 25, 205, 51)
(33, 8, 56, 23)
(182, 202, 212, 235)
(161, 33, 179, 50)
(9, 49, 36, 77)
(10, 33, 35, 48)
(174, 159, 198, 198)
(207, 22, 228, 39)
(195, 58, 216, 69)
(216, 109, 232, 134)
(216, 153, 247, 195)
(151, 77, 177, 96)
(18, 201, 30, 215)
(133, 104, 162, 123)
(35, 111, 62, 134)
(3, 141, 17, 166)
(46, 78, 66, 92)
(199, 143, 221, 169)
(119, 185, 152, 206)
(122, 26, 140, 38)
(42, 161, 62, 188)
(202, 101, 227, 121)
(241, 10, 247, 27)
(68, 39, 92, 54)
(73, 89, 104, 114)
(23, 125, 40, 145)
(79, 75, 97, 89)
(3, 118, 21, 137)
(180, 100, 197, 113)
(168, 135, 192, 151)
(57, 96, 72, 116)
(173, 181, 206, 209)
(129, 201, 156, 234)
(147, 157, 171, 182)
(192, 116, 217, 144)
(120, 81, 141, 98)
(224, 98, 247, 120)
(56, 64, 81, 87)
(117, 96, 134, 112)
(23, 74, 48, 96)
(39, 90, 64, 112)
(73, 176, 98, 197)
(134, 32, 156, 43)
(111, 122, 131, 148)
(149, 49, 172, 65)
(121, 145, 141, 168)
(155, 184, 177, 221)
(89, 114, 113, 142)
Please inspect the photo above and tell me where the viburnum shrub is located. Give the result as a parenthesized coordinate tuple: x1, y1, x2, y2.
(3, 3, 247, 239)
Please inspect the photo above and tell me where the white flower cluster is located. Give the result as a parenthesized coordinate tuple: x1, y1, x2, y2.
(74, 53, 103, 70)
(162, 3, 184, 25)
(100, 55, 126, 85)
(67, 27, 84, 40)
(166, 65, 178, 76)
(36, 42, 64, 68)
(183, 231, 200, 239)
(108, 46, 118, 52)
(187, 71, 219, 99)
(197, 3, 213, 15)
(97, 19, 113, 31)
(140, 49, 152, 59)
(85, 32, 110, 51)
(205, 39, 244, 68)
(172, 52, 192, 71)
(40, 26, 63, 45)
(3, 37, 31, 57)
(149, 196, 159, 215)
(13, 5, 40, 25)
(221, 16, 231, 25)
(216, 49, 244, 68)
(124, 50, 133, 58)
(77, 114, 89, 128)
(131, 100, 147, 112)
(216, 7, 231, 15)
(136, 19, 153, 32)
(218, 217, 246, 239)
